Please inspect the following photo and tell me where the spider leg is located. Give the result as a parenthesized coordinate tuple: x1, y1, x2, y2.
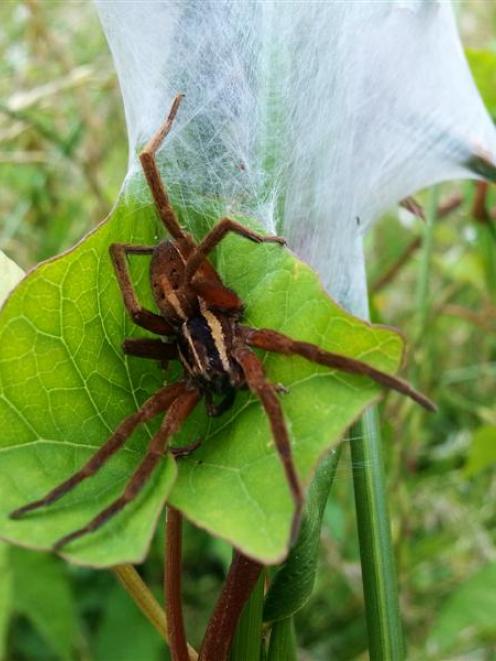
(122, 338, 178, 361)
(10, 383, 186, 520)
(52, 387, 200, 552)
(233, 346, 304, 543)
(170, 438, 202, 459)
(139, 94, 190, 243)
(110, 243, 174, 335)
(183, 217, 286, 284)
(241, 327, 436, 412)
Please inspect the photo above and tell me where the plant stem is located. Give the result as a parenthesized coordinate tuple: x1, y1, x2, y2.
(166, 507, 189, 661)
(477, 223, 496, 302)
(199, 551, 263, 661)
(350, 407, 405, 660)
(230, 570, 265, 661)
(112, 563, 198, 660)
(267, 617, 298, 661)
(415, 186, 440, 340)
(371, 192, 462, 293)
(470, 180, 496, 302)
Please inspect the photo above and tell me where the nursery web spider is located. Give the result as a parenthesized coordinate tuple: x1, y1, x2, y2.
(10, 95, 435, 551)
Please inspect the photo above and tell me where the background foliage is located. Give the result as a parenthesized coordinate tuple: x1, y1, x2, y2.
(1, 1, 495, 659)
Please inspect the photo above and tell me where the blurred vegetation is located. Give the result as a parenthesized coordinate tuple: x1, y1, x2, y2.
(1, 2, 496, 660)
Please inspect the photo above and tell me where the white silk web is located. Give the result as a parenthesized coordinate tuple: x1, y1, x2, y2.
(95, 1, 496, 316)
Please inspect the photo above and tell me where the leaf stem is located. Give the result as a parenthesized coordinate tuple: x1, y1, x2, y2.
(350, 407, 405, 660)
(112, 563, 198, 660)
(166, 507, 190, 661)
(199, 551, 263, 661)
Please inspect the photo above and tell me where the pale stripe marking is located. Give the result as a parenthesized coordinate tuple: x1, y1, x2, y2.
(200, 301, 230, 372)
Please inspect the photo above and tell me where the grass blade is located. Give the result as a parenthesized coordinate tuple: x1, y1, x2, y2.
(230, 571, 265, 661)
(350, 407, 405, 660)
(267, 617, 297, 661)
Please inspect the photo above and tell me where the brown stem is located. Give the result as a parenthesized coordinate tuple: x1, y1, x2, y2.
(371, 236, 422, 293)
(472, 181, 490, 222)
(438, 192, 464, 219)
(199, 551, 263, 661)
(372, 193, 463, 293)
(166, 507, 190, 661)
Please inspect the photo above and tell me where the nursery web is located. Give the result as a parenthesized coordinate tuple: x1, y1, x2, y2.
(96, 0, 496, 315)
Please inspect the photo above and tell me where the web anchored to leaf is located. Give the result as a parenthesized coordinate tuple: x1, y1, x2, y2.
(97, 1, 496, 316)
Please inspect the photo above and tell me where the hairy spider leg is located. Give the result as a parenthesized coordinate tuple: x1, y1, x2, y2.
(122, 339, 200, 453)
(241, 327, 437, 412)
(52, 387, 200, 552)
(139, 94, 191, 243)
(122, 337, 178, 361)
(10, 383, 185, 520)
(110, 243, 174, 335)
(183, 217, 286, 285)
(166, 507, 189, 661)
(233, 346, 304, 543)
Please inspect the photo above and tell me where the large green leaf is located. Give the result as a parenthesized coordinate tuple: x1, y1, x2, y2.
(0, 198, 177, 568)
(0, 188, 406, 566)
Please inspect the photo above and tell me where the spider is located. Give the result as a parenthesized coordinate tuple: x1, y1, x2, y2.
(10, 95, 435, 551)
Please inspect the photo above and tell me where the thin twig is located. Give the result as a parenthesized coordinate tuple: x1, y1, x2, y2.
(371, 236, 421, 293)
(165, 507, 190, 661)
(439, 303, 496, 332)
(199, 551, 263, 661)
(371, 193, 463, 293)
(112, 564, 198, 661)
(472, 181, 490, 222)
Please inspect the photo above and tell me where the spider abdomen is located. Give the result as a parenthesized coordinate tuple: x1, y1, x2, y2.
(178, 311, 242, 391)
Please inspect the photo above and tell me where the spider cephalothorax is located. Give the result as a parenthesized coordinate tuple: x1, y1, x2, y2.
(10, 95, 435, 551)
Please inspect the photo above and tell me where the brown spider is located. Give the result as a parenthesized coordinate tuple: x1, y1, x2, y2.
(10, 95, 435, 551)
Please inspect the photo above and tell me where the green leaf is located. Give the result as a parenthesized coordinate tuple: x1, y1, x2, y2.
(10, 547, 77, 660)
(0, 197, 177, 567)
(466, 48, 496, 119)
(464, 426, 496, 477)
(263, 448, 341, 622)
(0, 543, 13, 661)
(0, 251, 24, 308)
(427, 562, 496, 655)
(0, 187, 406, 566)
